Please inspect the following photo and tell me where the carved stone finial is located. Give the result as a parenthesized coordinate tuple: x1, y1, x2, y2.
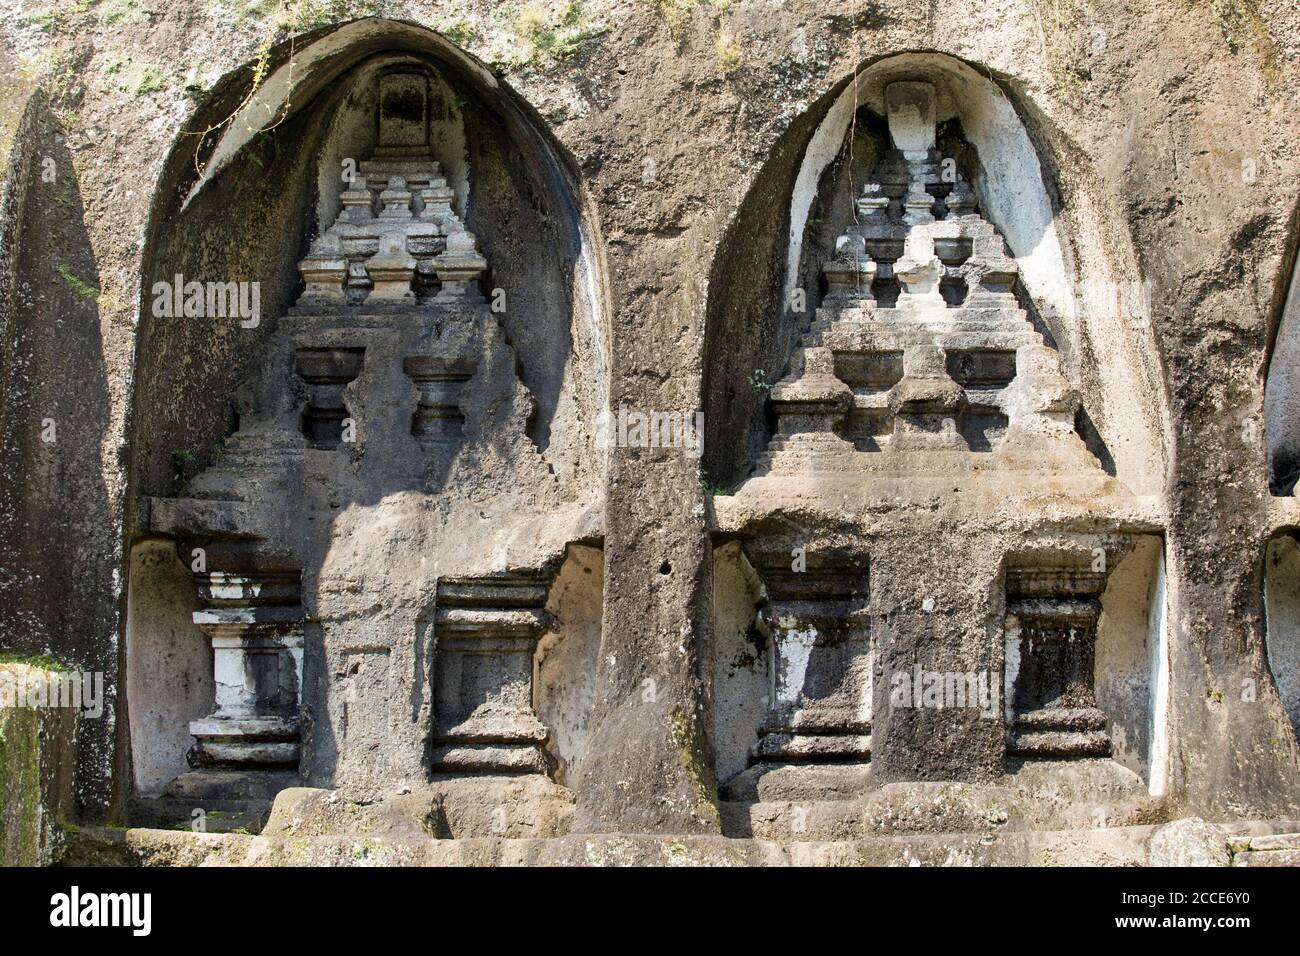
(378, 176, 414, 221)
(433, 227, 489, 301)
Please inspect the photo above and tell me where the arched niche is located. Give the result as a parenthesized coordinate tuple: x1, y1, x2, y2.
(121, 19, 612, 808)
(1262, 534, 1300, 744)
(702, 51, 1168, 496)
(127, 18, 610, 513)
(1264, 209, 1300, 494)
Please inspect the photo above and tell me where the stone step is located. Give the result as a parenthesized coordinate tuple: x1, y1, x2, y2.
(55, 823, 1146, 867)
(60, 819, 1300, 867)
(1234, 849, 1300, 867)
(1230, 832, 1300, 866)
(128, 797, 272, 835)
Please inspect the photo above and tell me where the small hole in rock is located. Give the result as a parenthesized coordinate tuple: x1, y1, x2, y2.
(659, 561, 672, 575)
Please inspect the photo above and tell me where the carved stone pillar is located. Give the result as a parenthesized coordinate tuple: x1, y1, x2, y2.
(746, 548, 871, 763)
(1005, 564, 1114, 759)
(188, 569, 305, 768)
(430, 571, 557, 775)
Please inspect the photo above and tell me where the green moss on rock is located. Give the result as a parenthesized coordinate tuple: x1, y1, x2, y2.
(0, 700, 44, 866)
(0, 664, 80, 866)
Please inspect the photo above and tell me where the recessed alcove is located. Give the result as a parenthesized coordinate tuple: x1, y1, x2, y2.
(124, 539, 212, 796)
(534, 545, 604, 788)
(1263, 535, 1300, 743)
(1265, 234, 1300, 494)
(130, 18, 609, 505)
(1001, 538, 1166, 787)
(711, 542, 768, 787)
(702, 51, 1167, 495)
(1095, 536, 1170, 795)
(122, 19, 611, 821)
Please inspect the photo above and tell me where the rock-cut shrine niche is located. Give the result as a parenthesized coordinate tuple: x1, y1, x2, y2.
(710, 75, 1164, 823)
(128, 57, 604, 832)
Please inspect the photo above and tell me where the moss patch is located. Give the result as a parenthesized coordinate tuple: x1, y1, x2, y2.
(498, 1, 605, 69)
(1203, 0, 1280, 82)
(0, 703, 43, 866)
(669, 707, 721, 829)
(0, 652, 72, 671)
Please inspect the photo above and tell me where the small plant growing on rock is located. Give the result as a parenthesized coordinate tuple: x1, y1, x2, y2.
(716, 30, 743, 74)
(0, 652, 72, 672)
(99, 0, 154, 25)
(133, 65, 167, 96)
(56, 264, 99, 301)
(748, 368, 772, 394)
(22, 0, 93, 33)
(505, 0, 603, 68)
(440, 17, 480, 48)
(651, 0, 732, 39)
(172, 449, 196, 487)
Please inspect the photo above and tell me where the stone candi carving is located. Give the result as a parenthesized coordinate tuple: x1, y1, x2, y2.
(147, 69, 557, 797)
(753, 80, 1101, 483)
(297, 74, 487, 308)
(716, 80, 1141, 804)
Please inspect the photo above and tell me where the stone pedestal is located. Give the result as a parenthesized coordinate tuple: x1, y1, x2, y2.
(748, 550, 871, 763)
(1005, 564, 1114, 759)
(430, 571, 556, 775)
(188, 570, 305, 769)
(887, 344, 966, 450)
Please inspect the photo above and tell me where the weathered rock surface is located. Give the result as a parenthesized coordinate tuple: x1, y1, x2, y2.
(1, 1, 1298, 864)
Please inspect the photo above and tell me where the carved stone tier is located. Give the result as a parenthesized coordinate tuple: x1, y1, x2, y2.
(295, 71, 488, 306)
(430, 571, 557, 776)
(1004, 564, 1115, 759)
(745, 548, 871, 763)
(740, 79, 1110, 489)
(187, 569, 305, 769)
(759, 345, 857, 473)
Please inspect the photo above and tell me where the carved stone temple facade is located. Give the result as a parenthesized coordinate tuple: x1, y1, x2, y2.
(132, 69, 589, 828)
(1, 8, 1297, 867)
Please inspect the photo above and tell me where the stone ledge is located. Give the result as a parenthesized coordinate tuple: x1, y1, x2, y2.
(56, 818, 1300, 867)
